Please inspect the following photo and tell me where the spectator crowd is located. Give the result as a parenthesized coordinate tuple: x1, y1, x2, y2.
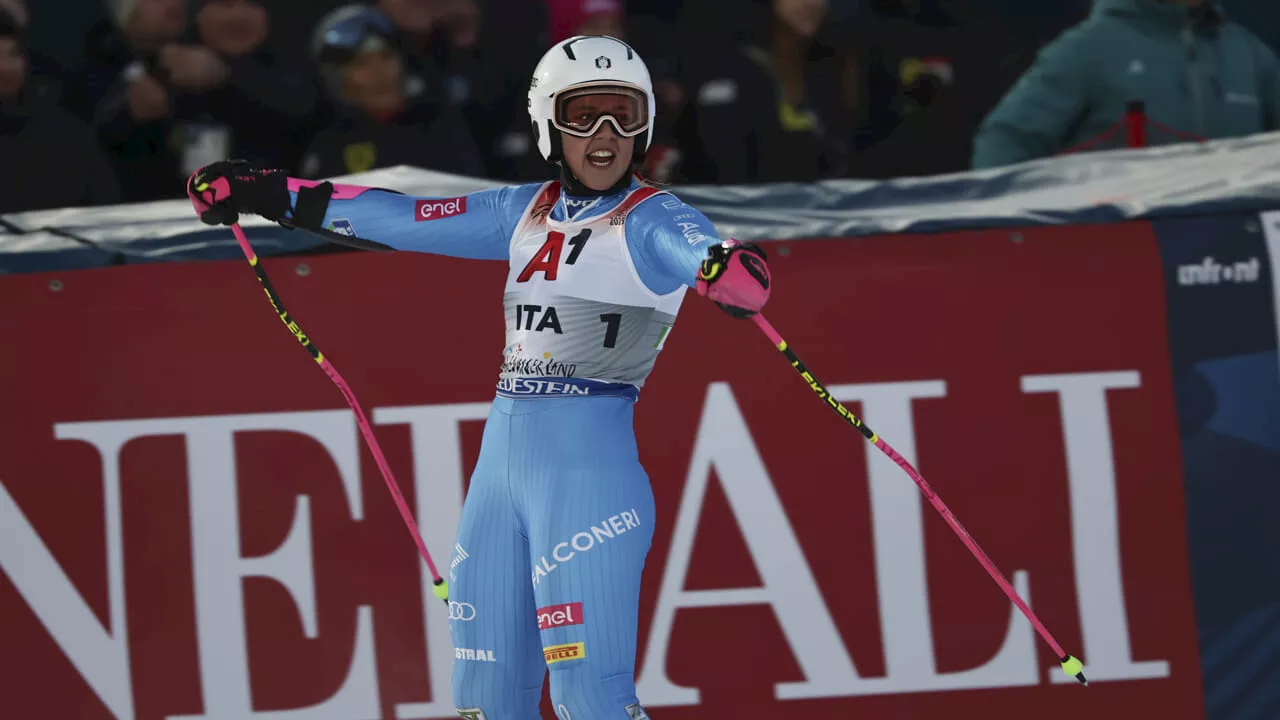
(1, 0, 1278, 215)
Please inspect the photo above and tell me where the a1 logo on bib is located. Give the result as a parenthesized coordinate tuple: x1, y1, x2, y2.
(518, 229, 592, 282)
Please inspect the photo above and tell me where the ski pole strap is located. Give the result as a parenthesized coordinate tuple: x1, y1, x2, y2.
(291, 181, 334, 231)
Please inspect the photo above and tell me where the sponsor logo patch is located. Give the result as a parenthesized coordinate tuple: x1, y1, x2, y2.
(626, 704, 650, 720)
(675, 219, 706, 244)
(498, 377, 590, 396)
(326, 218, 356, 237)
(455, 647, 496, 662)
(1176, 256, 1261, 286)
(531, 201, 554, 221)
(450, 543, 469, 582)
(458, 710, 487, 720)
(537, 602, 584, 630)
(449, 601, 476, 621)
(415, 196, 467, 221)
(543, 642, 585, 664)
(533, 509, 641, 585)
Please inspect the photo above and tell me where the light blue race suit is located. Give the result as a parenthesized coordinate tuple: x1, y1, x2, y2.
(292, 176, 718, 719)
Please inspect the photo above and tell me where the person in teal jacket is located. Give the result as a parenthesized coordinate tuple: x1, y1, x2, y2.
(971, 0, 1280, 169)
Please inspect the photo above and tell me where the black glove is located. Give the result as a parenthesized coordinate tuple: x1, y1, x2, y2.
(186, 159, 291, 226)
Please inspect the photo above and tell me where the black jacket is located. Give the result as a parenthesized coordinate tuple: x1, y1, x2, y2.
(678, 41, 851, 183)
(166, 47, 319, 172)
(65, 20, 318, 202)
(417, 29, 546, 181)
(64, 20, 181, 202)
(0, 96, 121, 214)
(299, 102, 486, 180)
(851, 0, 1037, 178)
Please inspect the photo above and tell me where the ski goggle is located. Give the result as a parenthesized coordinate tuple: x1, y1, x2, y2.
(552, 84, 650, 138)
(316, 12, 396, 65)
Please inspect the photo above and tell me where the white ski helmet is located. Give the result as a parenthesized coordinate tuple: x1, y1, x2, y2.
(528, 35, 656, 164)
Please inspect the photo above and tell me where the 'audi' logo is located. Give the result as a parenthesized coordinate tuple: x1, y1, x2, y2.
(449, 601, 476, 621)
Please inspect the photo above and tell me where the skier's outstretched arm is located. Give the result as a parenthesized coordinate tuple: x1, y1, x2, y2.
(622, 194, 719, 293)
(625, 193, 772, 316)
(278, 177, 537, 259)
(186, 160, 537, 260)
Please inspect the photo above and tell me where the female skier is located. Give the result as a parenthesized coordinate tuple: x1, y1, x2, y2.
(187, 34, 772, 719)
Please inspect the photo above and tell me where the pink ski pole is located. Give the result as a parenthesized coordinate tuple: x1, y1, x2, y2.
(227, 222, 449, 604)
(750, 312, 1088, 686)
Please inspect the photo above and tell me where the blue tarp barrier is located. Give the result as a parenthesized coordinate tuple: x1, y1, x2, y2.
(5, 131, 1280, 274)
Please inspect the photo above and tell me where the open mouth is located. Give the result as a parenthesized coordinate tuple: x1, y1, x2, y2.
(587, 149, 616, 169)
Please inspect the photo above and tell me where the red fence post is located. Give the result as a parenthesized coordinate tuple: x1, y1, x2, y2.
(1126, 100, 1148, 148)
